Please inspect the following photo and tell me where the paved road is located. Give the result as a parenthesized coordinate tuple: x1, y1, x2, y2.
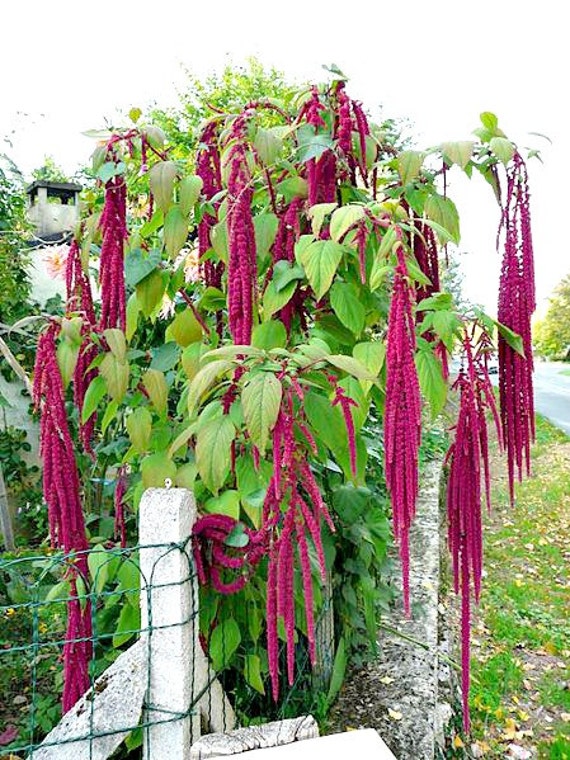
(533, 362, 570, 435)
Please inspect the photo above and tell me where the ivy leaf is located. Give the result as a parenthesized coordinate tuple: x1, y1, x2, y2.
(397, 150, 425, 185)
(178, 175, 203, 217)
(187, 359, 233, 414)
(196, 416, 236, 493)
(242, 372, 282, 453)
(209, 617, 241, 671)
(126, 407, 152, 454)
(329, 205, 365, 243)
(416, 347, 447, 417)
(330, 282, 365, 336)
(164, 205, 188, 258)
(298, 239, 345, 300)
(441, 141, 475, 169)
(149, 160, 177, 214)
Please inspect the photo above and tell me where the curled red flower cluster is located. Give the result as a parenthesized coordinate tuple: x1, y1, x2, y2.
(271, 197, 303, 331)
(225, 115, 257, 344)
(196, 121, 224, 292)
(98, 170, 127, 331)
(384, 245, 422, 616)
(298, 87, 337, 208)
(33, 323, 92, 712)
(445, 331, 501, 732)
(497, 152, 536, 503)
(331, 379, 358, 479)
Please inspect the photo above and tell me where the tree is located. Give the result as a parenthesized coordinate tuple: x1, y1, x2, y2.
(533, 274, 570, 359)
(31, 156, 69, 184)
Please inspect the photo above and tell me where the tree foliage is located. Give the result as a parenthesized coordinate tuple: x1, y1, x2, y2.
(533, 274, 570, 360)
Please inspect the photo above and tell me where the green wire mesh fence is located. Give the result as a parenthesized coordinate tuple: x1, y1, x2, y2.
(0, 489, 335, 759)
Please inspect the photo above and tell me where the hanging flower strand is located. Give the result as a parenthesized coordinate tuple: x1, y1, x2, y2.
(384, 242, 422, 616)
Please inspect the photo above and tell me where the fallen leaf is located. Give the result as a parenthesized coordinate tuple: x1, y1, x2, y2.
(378, 676, 395, 685)
(506, 744, 531, 759)
(0, 725, 18, 746)
(388, 708, 403, 721)
(561, 712, 570, 722)
(453, 735, 464, 749)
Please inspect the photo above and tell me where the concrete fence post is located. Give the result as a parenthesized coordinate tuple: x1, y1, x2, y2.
(139, 487, 199, 759)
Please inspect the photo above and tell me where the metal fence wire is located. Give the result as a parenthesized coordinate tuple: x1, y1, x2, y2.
(1, 530, 335, 758)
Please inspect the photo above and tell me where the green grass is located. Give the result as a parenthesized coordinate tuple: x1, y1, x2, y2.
(468, 414, 570, 755)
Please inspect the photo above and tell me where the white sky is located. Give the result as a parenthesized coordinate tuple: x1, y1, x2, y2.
(2, 0, 567, 315)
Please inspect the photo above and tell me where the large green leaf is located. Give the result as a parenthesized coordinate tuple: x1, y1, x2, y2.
(262, 280, 296, 319)
(440, 141, 475, 170)
(330, 282, 365, 335)
(81, 375, 107, 423)
(164, 205, 188, 258)
(100, 353, 129, 402)
(196, 416, 235, 493)
(424, 193, 461, 245)
(244, 654, 265, 695)
(187, 359, 233, 414)
(113, 601, 140, 648)
(204, 490, 241, 520)
(136, 270, 167, 317)
(179, 175, 203, 217)
(209, 617, 241, 671)
(352, 342, 385, 376)
(415, 347, 447, 417)
(142, 368, 168, 415)
(329, 205, 365, 243)
(254, 127, 283, 165)
(141, 451, 177, 489)
(298, 239, 345, 300)
(308, 202, 337, 237)
(325, 354, 375, 380)
(397, 150, 425, 185)
(149, 160, 177, 214)
(103, 328, 127, 361)
(166, 309, 203, 347)
(490, 136, 515, 165)
(254, 213, 279, 257)
(126, 407, 152, 453)
(252, 321, 287, 349)
(125, 248, 162, 287)
(242, 373, 282, 453)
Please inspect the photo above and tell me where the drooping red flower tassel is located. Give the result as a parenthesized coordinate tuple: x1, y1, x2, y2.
(98, 169, 127, 331)
(497, 152, 536, 504)
(196, 121, 225, 294)
(384, 244, 422, 616)
(33, 323, 92, 711)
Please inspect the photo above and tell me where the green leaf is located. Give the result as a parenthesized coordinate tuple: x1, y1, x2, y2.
(276, 176, 308, 202)
(204, 490, 241, 520)
(113, 600, 140, 648)
(242, 373, 282, 453)
(142, 368, 168, 415)
(149, 160, 177, 214)
(100, 353, 129, 402)
(126, 407, 152, 454)
(254, 213, 279, 257)
(101, 400, 118, 434)
(490, 136, 515, 165)
(141, 451, 177, 489)
(56, 341, 79, 389)
(326, 637, 347, 706)
(175, 462, 198, 489)
(125, 248, 162, 287)
(179, 175, 203, 217)
(397, 150, 425, 185)
(252, 321, 287, 350)
(441, 141, 475, 169)
(272, 261, 305, 292)
(330, 282, 365, 336)
(211, 220, 228, 262)
(44, 579, 70, 604)
(254, 127, 283, 165)
(168, 423, 197, 458)
(165, 309, 203, 347)
(244, 654, 265, 695)
(145, 126, 166, 150)
(296, 126, 335, 163)
(88, 545, 109, 594)
(199, 287, 226, 312)
(329, 205, 365, 243)
(496, 322, 524, 356)
(150, 341, 180, 372)
(333, 485, 370, 522)
(480, 111, 499, 133)
(136, 270, 167, 318)
(126, 293, 139, 342)
(326, 354, 375, 380)
(187, 359, 233, 414)
(196, 416, 235, 493)
(103, 328, 127, 361)
(431, 310, 462, 351)
(424, 193, 461, 245)
(416, 292, 453, 311)
(298, 239, 345, 300)
(139, 209, 164, 239)
(262, 280, 296, 319)
(353, 342, 385, 376)
(416, 347, 447, 417)
(81, 375, 107, 423)
(181, 342, 207, 380)
(308, 202, 337, 237)
(164, 205, 188, 258)
(209, 617, 241, 671)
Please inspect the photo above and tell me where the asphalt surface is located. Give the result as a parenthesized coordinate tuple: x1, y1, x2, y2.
(533, 361, 570, 436)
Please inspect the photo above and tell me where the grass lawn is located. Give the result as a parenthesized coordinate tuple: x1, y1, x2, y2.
(468, 415, 570, 758)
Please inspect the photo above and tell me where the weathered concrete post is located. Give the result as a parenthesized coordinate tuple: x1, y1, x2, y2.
(139, 487, 199, 758)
